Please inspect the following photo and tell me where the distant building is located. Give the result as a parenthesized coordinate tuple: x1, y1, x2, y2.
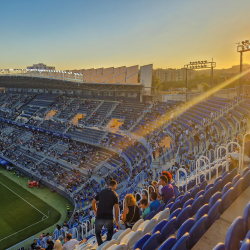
(153, 68, 196, 82)
(27, 63, 55, 70)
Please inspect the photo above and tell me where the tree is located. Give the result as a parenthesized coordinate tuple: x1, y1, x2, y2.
(152, 75, 161, 90)
(203, 83, 211, 92)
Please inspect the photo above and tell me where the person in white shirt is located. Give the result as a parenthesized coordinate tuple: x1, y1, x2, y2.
(63, 233, 79, 250)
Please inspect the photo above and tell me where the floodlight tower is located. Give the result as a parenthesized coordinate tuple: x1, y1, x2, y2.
(237, 39, 250, 95)
(184, 60, 216, 101)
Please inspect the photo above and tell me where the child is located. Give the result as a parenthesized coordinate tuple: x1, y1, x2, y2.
(149, 192, 160, 212)
(140, 199, 151, 220)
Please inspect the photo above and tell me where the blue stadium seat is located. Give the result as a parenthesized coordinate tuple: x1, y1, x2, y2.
(160, 217, 177, 242)
(242, 167, 250, 177)
(221, 187, 234, 212)
(240, 239, 250, 250)
(180, 192, 191, 207)
(243, 202, 250, 231)
(225, 217, 246, 250)
(209, 192, 222, 208)
(133, 233, 151, 250)
(243, 171, 250, 190)
(205, 183, 214, 192)
(195, 190, 205, 200)
(222, 173, 231, 187)
(166, 197, 175, 205)
(170, 200, 181, 213)
(165, 202, 174, 211)
(214, 176, 222, 185)
(203, 187, 214, 204)
(200, 180, 207, 191)
(213, 180, 222, 194)
(142, 231, 161, 250)
(152, 219, 168, 234)
(145, 211, 157, 220)
(172, 233, 190, 250)
(212, 243, 226, 250)
(158, 236, 177, 250)
(222, 182, 233, 196)
(208, 200, 222, 226)
(190, 186, 200, 199)
(177, 205, 192, 227)
(232, 174, 242, 186)
(191, 196, 203, 215)
(170, 208, 182, 220)
(177, 218, 195, 240)
(195, 204, 210, 222)
(229, 168, 237, 181)
(233, 177, 244, 199)
(189, 215, 209, 247)
(156, 204, 166, 213)
(183, 198, 194, 208)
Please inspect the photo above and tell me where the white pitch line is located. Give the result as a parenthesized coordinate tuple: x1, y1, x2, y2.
(0, 181, 47, 217)
(0, 216, 48, 242)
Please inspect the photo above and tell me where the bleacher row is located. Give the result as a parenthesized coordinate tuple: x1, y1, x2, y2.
(69, 154, 250, 250)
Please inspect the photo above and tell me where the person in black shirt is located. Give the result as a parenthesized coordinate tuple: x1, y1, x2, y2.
(30, 239, 38, 250)
(92, 180, 120, 246)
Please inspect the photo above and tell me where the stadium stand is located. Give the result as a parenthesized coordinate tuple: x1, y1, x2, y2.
(0, 90, 250, 250)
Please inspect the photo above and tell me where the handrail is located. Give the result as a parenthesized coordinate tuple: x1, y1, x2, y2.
(216, 146, 226, 178)
(196, 160, 201, 184)
(199, 156, 211, 182)
(141, 189, 150, 202)
(176, 167, 188, 194)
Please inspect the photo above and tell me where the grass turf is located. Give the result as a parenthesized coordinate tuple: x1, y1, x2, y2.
(0, 173, 61, 250)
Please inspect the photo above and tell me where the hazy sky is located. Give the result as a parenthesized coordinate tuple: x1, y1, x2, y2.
(1, 0, 250, 70)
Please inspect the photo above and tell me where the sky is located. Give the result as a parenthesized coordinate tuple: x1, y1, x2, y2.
(1, 0, 250, 70)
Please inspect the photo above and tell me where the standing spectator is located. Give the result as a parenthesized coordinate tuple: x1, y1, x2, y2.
(92, 180, 120, 246)
(43, 233, 52, 248)
(157, 175, 175, 204)
(119, 194, 140, 229)
(63, 233, 79, 250)
(140, 199, 150, 220)
(52, 225, 64, 240)
(149, 192, 160, 212)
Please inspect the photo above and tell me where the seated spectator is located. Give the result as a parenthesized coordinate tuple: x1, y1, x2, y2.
(58, 235, 65, 245)
(119, 194, 140, 229)
(63, 233, 79, 250)
(157, 175, 175, 204)
(37, 235, 43, 247)
(230, 135, 250, 169)
(30, 239, 38, 250)
(45, 239, 54, 250)
(149, 192, 160, 212)
(141, 190, 148, 201)
(140, 199, 150, 220)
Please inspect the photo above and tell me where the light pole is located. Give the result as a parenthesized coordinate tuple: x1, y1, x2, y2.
(184, 60, 216, 99)
(237, 39, 250, 96)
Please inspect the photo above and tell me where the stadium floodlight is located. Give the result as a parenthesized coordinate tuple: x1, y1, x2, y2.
(184, 59, 216, 101)
(237, 39, 250, 95)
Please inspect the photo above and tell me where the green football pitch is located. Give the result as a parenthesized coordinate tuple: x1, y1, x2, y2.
(0, 171, 67, 250)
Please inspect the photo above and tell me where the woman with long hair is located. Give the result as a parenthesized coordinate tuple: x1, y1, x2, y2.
(53, 240, 63, 250)
(119, 194, 140, 229)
